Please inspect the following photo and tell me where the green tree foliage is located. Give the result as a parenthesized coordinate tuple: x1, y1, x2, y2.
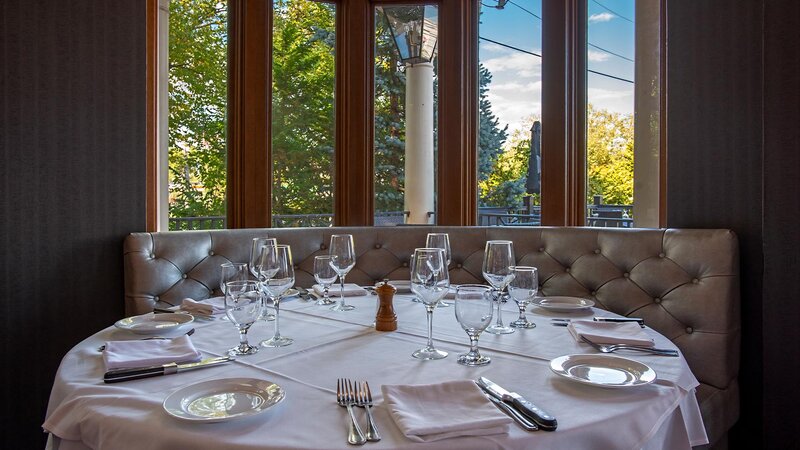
(480, 116, 537, 209)
(586, 104, 634, 205)
(272, 0, 336, 215)
(168, 0, 228, 226)
(477, 65, 509, 185)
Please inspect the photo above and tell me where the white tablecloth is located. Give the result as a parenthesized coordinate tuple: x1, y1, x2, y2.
(44, 293, 708, 450)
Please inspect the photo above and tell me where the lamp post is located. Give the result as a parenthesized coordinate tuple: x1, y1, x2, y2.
(379, 5, 438, 224)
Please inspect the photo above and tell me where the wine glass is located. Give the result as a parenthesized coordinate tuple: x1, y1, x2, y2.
(508, 266, 538, 329)
(224, 280, 263, 356)
(260, 245, 295, 347)
(328, 234, 356, 312)
(454, 284, 494, 366)
(410, 248, 450, 360)
(220, 262, 249, 295)
(482, 240, 516, 335)
(249, 237, 278, 280)
(313, 255, 338, 305)
(426, 233, 452, 307)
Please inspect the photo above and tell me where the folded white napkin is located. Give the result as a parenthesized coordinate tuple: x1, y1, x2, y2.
(567, 319, 654, 347)
(313, 283, 367, 297)
(102, 335, 202, 370)
(181, 296, 226, 316)
(381, 380, 512, 442)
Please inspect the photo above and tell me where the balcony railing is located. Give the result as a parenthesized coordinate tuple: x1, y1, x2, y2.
(168, 204, 634, 230)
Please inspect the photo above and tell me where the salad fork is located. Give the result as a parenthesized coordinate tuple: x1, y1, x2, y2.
(581, 336, 679, 357)
(337, 378, 366, 445)
(355, 381, 381, 442)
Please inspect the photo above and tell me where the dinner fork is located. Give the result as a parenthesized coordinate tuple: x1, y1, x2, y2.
(355, 381, 381, 442)
(337, 378, 366, 445)
(580, 336, 679, 357)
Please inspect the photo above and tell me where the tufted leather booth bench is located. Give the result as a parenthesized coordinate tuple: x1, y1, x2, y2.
(124, 226, 739, 448)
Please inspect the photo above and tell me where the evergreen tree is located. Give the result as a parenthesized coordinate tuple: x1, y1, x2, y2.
(477, 64, 509, 205)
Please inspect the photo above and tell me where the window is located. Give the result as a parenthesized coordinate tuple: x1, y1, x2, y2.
(146, 0, 664, 230)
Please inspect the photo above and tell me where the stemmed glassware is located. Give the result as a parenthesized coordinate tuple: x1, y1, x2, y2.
(482, 240, 516, 335)
(224, 280, 264, 356)
(410, 248, 450, 360)
(508, 266, 538, 328)
(426, 233, 452, 307)
(250, 237, 278, 321)
(454, 284, 494, 366)
(313, 255, 338, 306)
(220, 262, 249, 294)
(260, 245, 295, 347)
(329, 234, 356, 312)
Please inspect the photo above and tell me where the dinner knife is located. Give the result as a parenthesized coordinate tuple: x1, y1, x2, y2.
(477, 377, 558, 431)
(103, 356, 234, 383)
(478, 387, 538, 431)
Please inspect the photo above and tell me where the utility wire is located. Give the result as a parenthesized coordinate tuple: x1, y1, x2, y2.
(588, 43, 634, 63)
(487, 1, 634, 63)
(480, 36, 634, 84)
(590, 0, 634, 23)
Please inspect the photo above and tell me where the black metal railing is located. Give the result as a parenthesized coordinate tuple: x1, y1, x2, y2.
(168, 204, 634, 230)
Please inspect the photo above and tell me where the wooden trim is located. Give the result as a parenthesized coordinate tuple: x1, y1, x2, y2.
(659, 0, 668, 227)
(146, 0, 158, 231)
(227, 0, 272, 228)
(438, 0, 478, 225)
(540, 0, 567, 225)
(334, 0, 374, 225)
(567, 0, 587, 226)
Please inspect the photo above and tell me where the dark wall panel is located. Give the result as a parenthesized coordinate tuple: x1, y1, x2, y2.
(762, 0, 800, 447)
(0, 0, 145, 447)
(666, 0, 764, 446)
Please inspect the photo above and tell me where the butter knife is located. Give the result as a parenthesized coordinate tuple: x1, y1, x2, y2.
(103, 356, 234, 383)
(477, 377, 558, 431)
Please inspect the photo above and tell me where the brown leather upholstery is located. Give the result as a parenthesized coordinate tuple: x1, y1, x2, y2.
(124, 226, 739, 446)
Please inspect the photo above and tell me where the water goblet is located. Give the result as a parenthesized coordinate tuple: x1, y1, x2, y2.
(249, 237, 277, 279)
(329, 234, 356, 311)
(313, 255, 338, 306)
(482, 240, 516, 335)
(508, 266, 538, 329)
(224, 280, 263, 356)
(454, 284, 494, 366)
(220, 262, 249, 294)
(426, 233, 452, 308)
(260, 245, 295, 347)
(410, 248, 450, 360)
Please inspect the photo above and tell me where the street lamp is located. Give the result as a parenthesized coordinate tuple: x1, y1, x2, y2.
(379, 5, 438, 224)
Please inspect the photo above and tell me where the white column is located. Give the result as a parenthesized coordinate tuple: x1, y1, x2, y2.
(404, 62, 435, 224)
(157, 0, 171, 231)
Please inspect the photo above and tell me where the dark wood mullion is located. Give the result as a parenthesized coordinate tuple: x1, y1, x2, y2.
(146, 0, 158, 231)
(227, 0, 271, 229)
(567, 0, 587, 226)
(659, 0, 668, 227)
(438, 0, 479, 225)
(334, 0, 374, 226)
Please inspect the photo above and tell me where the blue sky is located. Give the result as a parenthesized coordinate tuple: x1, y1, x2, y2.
(479, 0, 635, 137)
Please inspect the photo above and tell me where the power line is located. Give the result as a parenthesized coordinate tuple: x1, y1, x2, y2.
(590, 0, 634, 23)
(480, 36, 541, 58)
(588, 69, 633, 84)
(480, 36, 634, 84)
(507, 0, 542, 21)
(588, 43, 634, 63)
(486, 1, 634, 63)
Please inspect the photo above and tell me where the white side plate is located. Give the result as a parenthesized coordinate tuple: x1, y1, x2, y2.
(549, 354, 657, 388)
(531, 296, 595, 312)
(163, 378, 285, 423)
(114, 313, 194, 335)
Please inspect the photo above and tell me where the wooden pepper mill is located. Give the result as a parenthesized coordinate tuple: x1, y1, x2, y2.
(375, 280, 398, 331)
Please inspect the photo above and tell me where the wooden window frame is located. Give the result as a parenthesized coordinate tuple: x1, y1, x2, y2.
(146, 0, 664, 230)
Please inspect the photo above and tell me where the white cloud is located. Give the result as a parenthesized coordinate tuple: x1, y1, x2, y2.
(587, 87, 634, 114)
(482, 52, 542, 79)
(479, 42, 509, 54)
(588, 50, 610, 62)
(589, 12, 615, 23)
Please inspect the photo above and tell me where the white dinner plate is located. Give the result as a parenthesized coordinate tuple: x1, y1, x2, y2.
(163, 378, 285, 423)
(381, 280, 412, 294)
(114, 313, 194, 335)
(531, 296, 595, 312)
(549, 354, 657, 388)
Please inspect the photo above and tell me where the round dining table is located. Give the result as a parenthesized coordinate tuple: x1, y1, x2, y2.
(45, 291, 708, 450)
